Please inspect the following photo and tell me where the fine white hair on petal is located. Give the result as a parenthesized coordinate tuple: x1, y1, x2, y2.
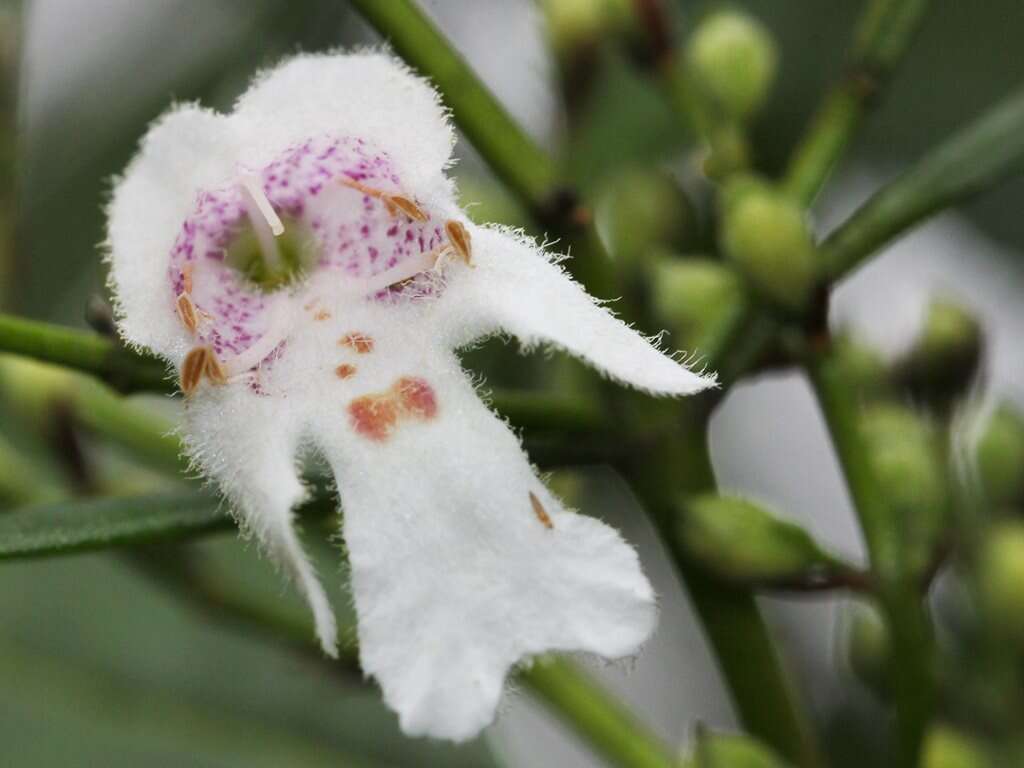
(106, 105, 239, 357)
(231, 50, 456, 200)
(182, 386, 338, 657)
(315, 355, 656, 741)
(438, 224, 717, 396)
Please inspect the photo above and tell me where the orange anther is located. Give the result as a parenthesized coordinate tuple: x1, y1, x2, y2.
(176, 293, 198, 334)
(313, 309, 332, 321)
(445, 220, 472, 264)
(529, 492, 554, 530)
(387, 195, 428, 222)
(335, 363, 357, 380)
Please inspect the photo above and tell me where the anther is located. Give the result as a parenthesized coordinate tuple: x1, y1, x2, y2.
(314, 309, 332, 321)
(204, 351, 228, 385)
(529, 492, 554, 530)
(335, 363, 357, 380)
(181, 347, 210, 395)
(176, 293, 198, 334)
(445, 220, 472, 264)
(387, 195, 428, 222)
(181, 263, 193, 294)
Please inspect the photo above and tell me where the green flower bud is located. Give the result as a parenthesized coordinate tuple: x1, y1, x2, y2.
(695, 730, 789, 768)
(649, 257, 743, 353)
(598, 168, 696, 267)
(895, 300, 982, 412)
(832, 333, 889, 399)
(975, 404, 1024, 508)
(720, 180, 817, 312)
(541, 0, 611, 55)
(978, 521, 1024, 645)
(845, 602, 890, 699)
(859, 404, 947, 575)
(679, 494, 834, 583)
(686, 10, 778, 120)
(921, 725, 991, 768)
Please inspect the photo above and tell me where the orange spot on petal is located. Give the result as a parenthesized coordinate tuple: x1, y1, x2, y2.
(348, 376, 439, 441)
(396, 377, 438, 420)
(348, 393, 399, 441)
(339, 332, 374, 354)
(335, 363, 357, 380)
(314, 309, 332, 321)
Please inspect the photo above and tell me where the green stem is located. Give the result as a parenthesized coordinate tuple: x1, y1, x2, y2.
(821, 85, 1024, 280)
(0, 314, 605, 433)
(807, 350, 934, 766)
(622, 408, 820, 767)
(0, 314, 169, 391)
(521, 661, 676, 768)
(783, 0, 931, 206)
(348, 0, 556, 213)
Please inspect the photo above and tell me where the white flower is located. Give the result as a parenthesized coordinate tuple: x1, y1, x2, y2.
(107, 51, 715, 741)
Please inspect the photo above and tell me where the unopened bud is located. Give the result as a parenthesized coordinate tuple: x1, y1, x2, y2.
(679, 493, 834, 583)
(542, 0, 613, 58)
(978, 521, 1024, 645)
(599, 168, 696, 267)
(921, 725, 991, 768)
(649, 258, 743, 353)
(721, 180, 817, 312)
(895, 300, 982, 412)
(975, 404, 1024, 508)
(686, 10, 778, 120)
(845, 602, 890, 699)
(695, 729, 788, 768)
(832, 333, 889, 399)
(859, 404, 947, 575)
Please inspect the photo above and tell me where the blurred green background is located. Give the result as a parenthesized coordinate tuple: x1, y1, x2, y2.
(2, 1, 1023, 766)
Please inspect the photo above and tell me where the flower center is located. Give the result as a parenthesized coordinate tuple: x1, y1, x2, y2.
(168, 135, 452, 378)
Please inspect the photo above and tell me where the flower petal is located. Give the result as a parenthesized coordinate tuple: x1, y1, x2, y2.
(107, 105, 238, 357)
(440, 225, 717, 396)
(231, 51, 454, 198)
(316, 361, 656, 741)
(183, 387, 338, 656)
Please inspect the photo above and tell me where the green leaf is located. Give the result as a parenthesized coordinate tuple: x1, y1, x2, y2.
(0, 492, 230, 559)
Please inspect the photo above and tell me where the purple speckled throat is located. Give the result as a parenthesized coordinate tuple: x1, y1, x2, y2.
(169, 135, 446, 363)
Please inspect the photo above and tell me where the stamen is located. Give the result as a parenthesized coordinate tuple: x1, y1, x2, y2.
(339, 178, 428, 222)
(222, 301, 293, 378)
(239, 172, 284, 274)
(204, 351, 228, 385)
(313, 309, 332, 321)
(529, 492, 554, 530)
(445, 220, 472, 264)
(181, 263, 193, 294)
(340, 247, 443, 298)
(176, 293, 198, 333)
(181, 346, 210, 395)
(387, 195, 428, 222)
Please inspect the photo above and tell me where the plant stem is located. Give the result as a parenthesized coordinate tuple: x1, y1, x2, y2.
(622, 406, 820, 767)
(348, 0, 556, 216)
(783, 0, 932, 206)
(521, 660, 677, 768)
(0, 314, 606, 433)
(820, 85, 1024, 280)
(807, 349, 934, 766)
(0, 314, 170, 391)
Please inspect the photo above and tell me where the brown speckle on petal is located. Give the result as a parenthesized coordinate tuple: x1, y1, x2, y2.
(529, 492, 554, 530)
